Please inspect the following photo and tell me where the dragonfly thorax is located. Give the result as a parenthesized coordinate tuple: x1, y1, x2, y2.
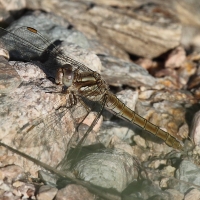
(69, 70, 108, 102)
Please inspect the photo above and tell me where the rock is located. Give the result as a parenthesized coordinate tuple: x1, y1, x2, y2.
(0, 5, 14, 26)
(70, 4, 181, 58)
(0, 20, 103, 175)
(138, 89, 154, 100)
(190, 110, 200, 146)
(98, 121, 136, 147)
(0, 48, 9, 59)
(161, 166, 176, 177)
(0, 61, 72, 174)
(0, 177, 36, 200)
(177, 60, 197, 86)
(100, 55, 156, 88)
(0, 165, 25, 183)
(26, 1, 182, 58)
(184, 188, 200, 200)
(175, 160, 200, 193)
(0, 1, 199, 198)
(148, 159, 167, 169)
(0, 55, 21, 94)
(37, 185, 58, 200)
(189, 146, 200, 166)
(66, 149, 137, 192)
(174, 0, 200, 26)
(116, 89, 138, 110)
(3, 12, 102, 73)
(135, 58, 156, 70)
(139, 180, 173, 200)
(132, 145, 150, 162)
(38, 170, 58, 186)
(140, 99, 187, 141)
(108, 135, 134, 156)
(16, 182, 35, 199)
(55, 184, 94, 200)
(165, 189, 184, 200)
(0, 191, 20, 200)
(1, 0, 26, 12)
(0, 182, 11, 192)
(133, 135, 146, 148)
(165, 46, 186, 68)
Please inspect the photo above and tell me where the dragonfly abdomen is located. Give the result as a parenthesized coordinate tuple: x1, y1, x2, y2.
(105, 92, 183, 150)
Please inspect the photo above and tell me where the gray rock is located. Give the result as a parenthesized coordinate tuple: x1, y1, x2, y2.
(100, 55, 156, 88)
(190, 110, 200, 146)
(69, 149, 137, 192)
(139, 180, 173, 200)
(175, 160, 200, 193)
(7, 11, 90, 50)
(164, 189, 184, 200)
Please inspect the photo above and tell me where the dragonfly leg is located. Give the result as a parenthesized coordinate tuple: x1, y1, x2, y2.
(76, 94, 107, 148)
(75, 98, 91, 132)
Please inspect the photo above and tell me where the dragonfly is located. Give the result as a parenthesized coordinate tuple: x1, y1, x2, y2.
(0, 26, 183, 153)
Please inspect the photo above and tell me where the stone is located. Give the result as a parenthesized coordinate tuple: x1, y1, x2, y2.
(37, 185, 58, 200)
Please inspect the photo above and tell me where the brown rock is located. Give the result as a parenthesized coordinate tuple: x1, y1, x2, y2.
(0, 165, 25, 183)
(37, 185, 58, 200)
(0, 56, 21, 94)
(55, 184, 95, 200)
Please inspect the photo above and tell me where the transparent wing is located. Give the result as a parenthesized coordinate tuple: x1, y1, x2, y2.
(0, 26, 104, 164)
(13, 107, 72, 150)
(4, 94, 96, 165)
(0, 26, 92, 73)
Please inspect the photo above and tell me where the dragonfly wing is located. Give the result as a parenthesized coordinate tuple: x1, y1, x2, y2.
(0, 26, 92, 73)
(12, 93, 101, 157)
(8, 106, 75, 167)
(66, 97, 101, 150)
(0, 27, 48, 60)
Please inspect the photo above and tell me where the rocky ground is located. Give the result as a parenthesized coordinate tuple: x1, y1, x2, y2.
(1, 0, 200, 200)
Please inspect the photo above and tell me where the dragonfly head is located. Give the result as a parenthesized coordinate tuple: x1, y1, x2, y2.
(55, 64, 74, 88)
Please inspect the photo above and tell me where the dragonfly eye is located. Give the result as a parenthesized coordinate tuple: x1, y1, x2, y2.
(62, 64, 74, 87)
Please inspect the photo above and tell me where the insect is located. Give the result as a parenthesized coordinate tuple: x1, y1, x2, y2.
(0, 26, 183, 152)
